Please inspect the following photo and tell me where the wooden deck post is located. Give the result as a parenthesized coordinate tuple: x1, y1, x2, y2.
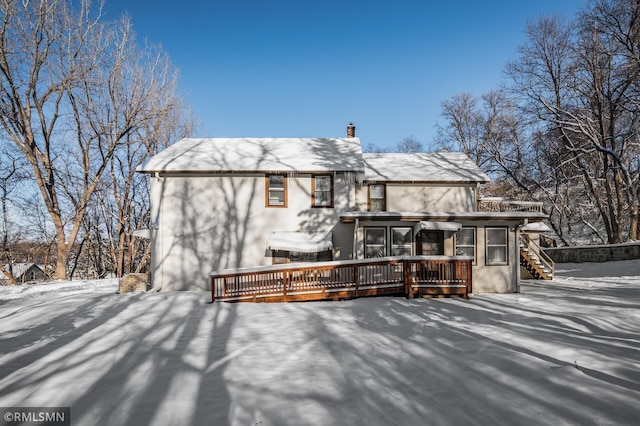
(403, 259, 412, 299)
(283, 270, 288, 302)
(465, 259, 472, 299)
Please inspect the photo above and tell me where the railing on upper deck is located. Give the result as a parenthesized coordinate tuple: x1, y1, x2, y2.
(211, 256, 473, 303)
(478, 197, 545, 213)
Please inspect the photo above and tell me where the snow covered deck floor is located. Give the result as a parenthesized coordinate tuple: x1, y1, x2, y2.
(210, 256, 473, 302)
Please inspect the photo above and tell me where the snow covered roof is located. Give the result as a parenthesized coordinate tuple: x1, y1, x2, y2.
(267, 232, 333, 253)
(2, 263, 43, 279)
(139, 137, 364, 173)
(363, 152, 490, 183)
(340, 211, 548, 223)
(414, 221, 462, 232)
(521, 222, 551, 232)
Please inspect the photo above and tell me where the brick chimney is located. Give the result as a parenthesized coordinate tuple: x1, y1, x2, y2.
(347, 122, 356, 138)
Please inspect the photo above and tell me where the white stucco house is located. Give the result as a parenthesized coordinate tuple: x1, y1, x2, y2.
(138, 124, 549, 293)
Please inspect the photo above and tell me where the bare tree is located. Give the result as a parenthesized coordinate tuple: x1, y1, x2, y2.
(395, 135, 423, 153)
(436, 90, 540, 191)
(0, 0, 194, 279)
(362, 142, 388, 153)
(0, 146, 24, 284)
(507, 4, 640, 243)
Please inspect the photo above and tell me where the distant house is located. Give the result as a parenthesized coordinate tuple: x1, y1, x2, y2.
(1, 263, 45, 284)
(138, 124, 550, 292)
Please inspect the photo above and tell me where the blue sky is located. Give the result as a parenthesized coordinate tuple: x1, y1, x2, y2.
(104, 0, 585, 150)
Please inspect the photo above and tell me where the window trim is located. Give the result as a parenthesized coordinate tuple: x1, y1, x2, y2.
(455, 226, 477, 265)
(364, 226, 387, 258)
(265, 174, 288, 208)
(368, 183, 386, 211)
(485, 227, 509, 265)
(311, 174, 334, 208)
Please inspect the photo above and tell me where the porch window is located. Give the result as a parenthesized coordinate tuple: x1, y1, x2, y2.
(455, 227, 476, 264)
(266, 174, 287, 207)
(486, 227, 508, 265)
(416, 230, 444, 255)
(368, 184, 386, 211)
(364, 227, 387, 258)
(391, 227, 413, 256)
(312, 175, 333, 207)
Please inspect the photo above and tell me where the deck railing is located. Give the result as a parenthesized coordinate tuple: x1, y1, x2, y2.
(211, 256, 472, 303)
(478, 197, 545, 213)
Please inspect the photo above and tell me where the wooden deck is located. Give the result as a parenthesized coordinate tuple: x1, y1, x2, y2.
(211, 256, 472, 303)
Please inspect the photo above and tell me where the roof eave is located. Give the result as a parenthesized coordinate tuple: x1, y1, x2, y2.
(339, 211, 548, 223)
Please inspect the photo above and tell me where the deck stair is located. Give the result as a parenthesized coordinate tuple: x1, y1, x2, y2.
(519, 234, 554, 280)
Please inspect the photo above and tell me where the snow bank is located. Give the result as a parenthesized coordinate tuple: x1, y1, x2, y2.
(0, 278, 118, 301)
(0, 262, 638, 425)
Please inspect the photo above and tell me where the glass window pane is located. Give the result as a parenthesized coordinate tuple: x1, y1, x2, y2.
(422, 231, 441, 243)
(487, 246, 506, 263)
(269, 191, 285, 205)
(457, 228, 475, 245)
(392, 247, 412, 256)
(366, 246, 386, 258)
(370, 199, 384, 211)
(456, 246, 474, 257)
(365, 229, 385, 245)
(370, 185, 384, 199)
(315, 176, 330, 191)
(315, 191, 330, 206)
(269, 175, 284, 189)
(487, 228, 506, 245)
(392, 228, 412, 245)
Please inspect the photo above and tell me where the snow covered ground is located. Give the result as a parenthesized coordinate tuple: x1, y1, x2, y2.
(0, 261, 639, 426)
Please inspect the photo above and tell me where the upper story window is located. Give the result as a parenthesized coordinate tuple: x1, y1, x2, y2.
(455, 227, 476, 264)
(486, 227, 508, 265)
(368, 184, 386, 211)
(312, 175, 333, 208)
(266, 174, 287, 207)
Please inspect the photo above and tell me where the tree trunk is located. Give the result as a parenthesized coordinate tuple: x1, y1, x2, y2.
(0, 264, 18, 285)
(55, 242, 70, 280)
(631, 206, 639, 241)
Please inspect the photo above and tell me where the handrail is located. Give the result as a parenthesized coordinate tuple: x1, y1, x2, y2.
(519, 234, 555, 278)
(211, 256, 473, 303)
(478, 199, 545, 213)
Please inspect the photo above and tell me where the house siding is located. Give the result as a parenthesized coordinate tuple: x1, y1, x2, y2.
(469, 221, 520, 293)
(150, 172, 357, 291)
(386, 184, 477, 212)
(355, 183, 477, 212)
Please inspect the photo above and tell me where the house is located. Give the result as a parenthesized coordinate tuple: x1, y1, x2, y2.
(1, 263, 45, 284)
(138, 124, 548, 293)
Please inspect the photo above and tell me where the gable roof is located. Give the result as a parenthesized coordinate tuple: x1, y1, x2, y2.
(139, 137, 364, 173)
(363, 152, 490, 183)
(2, 263, 44, 279)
